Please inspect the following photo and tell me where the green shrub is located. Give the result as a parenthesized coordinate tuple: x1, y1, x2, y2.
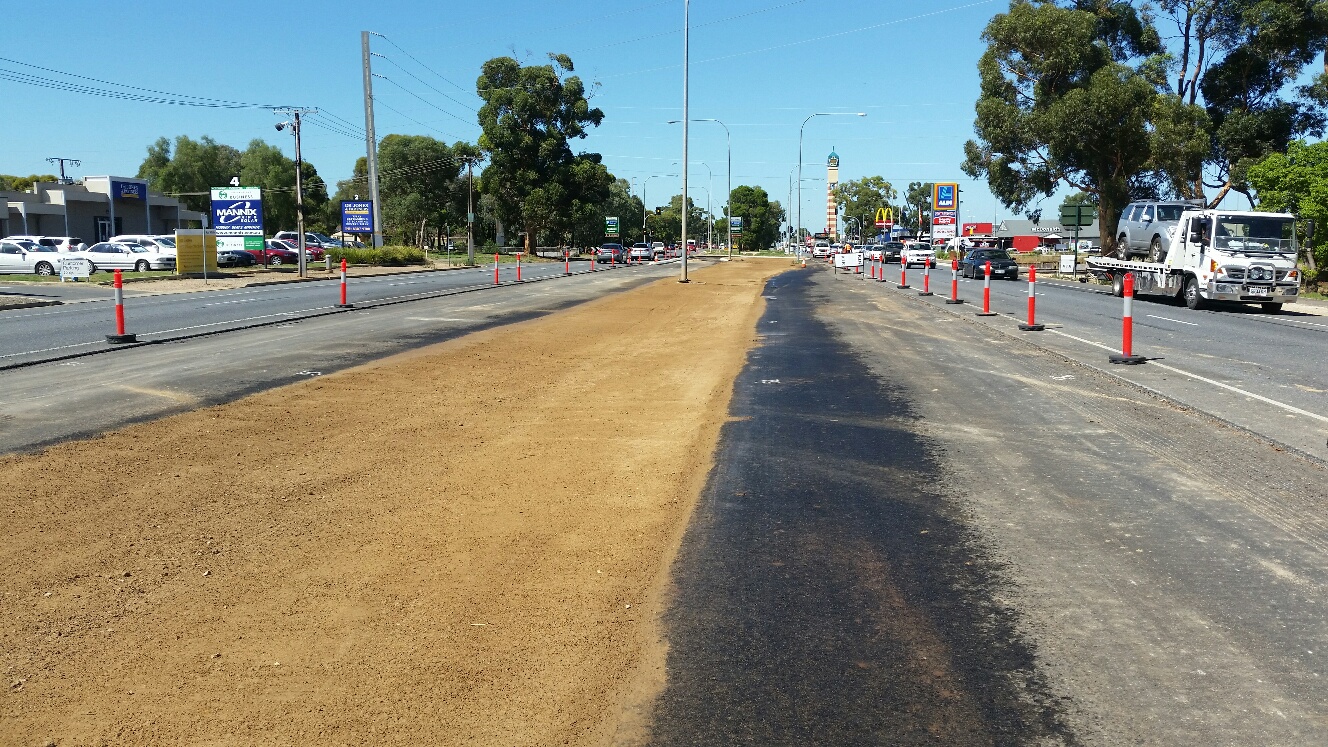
(326, 246, 425, 266)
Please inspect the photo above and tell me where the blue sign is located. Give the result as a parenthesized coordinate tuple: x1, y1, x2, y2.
(112, 180, 145, 200)
(341, 201, 374, 233)
(933, 183, 959, 211)
(210, 198, 264, 235)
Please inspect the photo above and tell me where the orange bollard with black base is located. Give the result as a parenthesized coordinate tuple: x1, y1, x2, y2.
(335, 258, 353, 308)
(494, 254, 500, 285)
(105, 269, 136, 343)
(1110, 272, 1148, 364)
(897, 260, 910, 289)
(976, 261, 997, 316)
(1018, 265, 1043, 331)
(946, 257, 964, 304)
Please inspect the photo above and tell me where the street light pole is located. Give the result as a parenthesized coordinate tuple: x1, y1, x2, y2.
(798, 112, 865, 255)
(680, 0, 691, 282)
(670, 119, 731, 255)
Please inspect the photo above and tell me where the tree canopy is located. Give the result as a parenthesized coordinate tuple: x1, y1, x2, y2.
(727, 185, 785, 252)
(1248, 139, 1328, 275)
(833, 177, 898, 239)
(0, 174, 60, 192)
(476, 53, 609, 253)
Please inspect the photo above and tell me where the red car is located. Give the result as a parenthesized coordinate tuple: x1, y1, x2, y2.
(239, 240, 301, 267)
(271, 238, 325, 262)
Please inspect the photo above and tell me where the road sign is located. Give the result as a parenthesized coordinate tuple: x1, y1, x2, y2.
(1059, 253, 1077, 273)
(933, 183, 959, 212)
(729, 216, 743, 235)
(833, 251, 864, 269)
(1059, 204, 1095, 227)
(605, 216, 619, 237)
(341, 201, 374, 233)
(59, 257, 91, 281)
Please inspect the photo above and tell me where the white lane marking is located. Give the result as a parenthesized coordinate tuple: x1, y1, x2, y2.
(1284, 317, 1328, 330)
(1046, 328, 1328, 425)
(0, 339, 100, 359)
(1145, 314, 1199, 327)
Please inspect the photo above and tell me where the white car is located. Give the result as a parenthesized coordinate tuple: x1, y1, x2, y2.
(900, 244, 936, 269)
(82, 241, 175, 272)
(811, 241, 831, 258)
(110, 234, 176, 256)
(4, 235, 64, 252)
(0, 239, 67, 275)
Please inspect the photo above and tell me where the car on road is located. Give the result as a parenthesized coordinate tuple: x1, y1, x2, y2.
(651, 241, 667, 259)
(863, 244, 885, 261)
(597, 243, 625, 263)
(1115, 199, 1199, 261)
(81, 241, 176, 272)
(0, 240, 66, 275)
(881, 241, 905, 262)
(811, 241, 831, 259)
(900, 244, 936, 269)
(629, 243, 653, 262)
(959, 248, 1020, 280)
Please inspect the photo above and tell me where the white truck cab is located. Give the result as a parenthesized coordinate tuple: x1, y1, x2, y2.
(1090, 209, 1300, 313)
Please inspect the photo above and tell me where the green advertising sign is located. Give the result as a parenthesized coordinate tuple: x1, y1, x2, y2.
(605, 216, 620, 237)
(1059, 205, 1094, 227)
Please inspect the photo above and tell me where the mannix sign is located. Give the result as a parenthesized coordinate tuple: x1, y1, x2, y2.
(210, 187, 264, 236)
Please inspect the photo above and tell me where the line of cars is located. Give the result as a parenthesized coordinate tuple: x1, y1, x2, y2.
(0, 230, 358, 275)
(599, 242, 688, 263)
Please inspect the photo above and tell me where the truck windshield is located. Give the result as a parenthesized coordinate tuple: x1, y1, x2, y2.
(1214, 215, 1294, 253)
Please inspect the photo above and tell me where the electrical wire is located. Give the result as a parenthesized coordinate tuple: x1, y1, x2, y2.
(568, 0, 808, 54)
(372, 52, 478, 112)
(371, 33, 476, 98)
(373, 74, 479, 129)
(0, 57, 296, 109)
(373, 97, 465, 142)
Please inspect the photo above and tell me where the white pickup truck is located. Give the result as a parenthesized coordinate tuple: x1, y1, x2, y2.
(1087, 209, 1301, 313)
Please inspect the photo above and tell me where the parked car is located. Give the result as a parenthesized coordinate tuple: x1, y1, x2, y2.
(110, 234, 177, 256)
(217, 248, 258, 268)
(82, 241, 175, 272)
(959, 248, 1020, 280)
(4, 235, 64, 252)
(46, 236, 87, 252)
(274, 231, 339, 253)
(250, 240, 302, 266)
(629, 243, 652, 262)
(269, 238, 324, 261)
(0, 240, 65, 275)
(1115, 199, 1200, 261)
(900, 244, 936, 269)
(596, 243, 625, 263)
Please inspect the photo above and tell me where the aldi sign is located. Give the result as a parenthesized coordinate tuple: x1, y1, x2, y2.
(933, 183, 959, 212)
(210, 187, 264, 236)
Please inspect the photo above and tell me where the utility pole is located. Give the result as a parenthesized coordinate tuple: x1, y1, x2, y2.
(680, 0, 690, 283)
(276, 109, 316, 278)
(362, 31, 384, 249)
(466, 158, 476, 265)
(45, 157, 81, 184)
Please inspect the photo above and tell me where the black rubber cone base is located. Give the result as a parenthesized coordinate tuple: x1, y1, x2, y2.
(1018, 323, 1045, 331)
(918, 291, 934, 297)
(106, 333, 137, 344)
(335, 303, 354, 309)
(896, 284, 910, 289)
(945, 299, 965, 304)
(975, 311, 998, 317)
(1109, 354, 1148, 365)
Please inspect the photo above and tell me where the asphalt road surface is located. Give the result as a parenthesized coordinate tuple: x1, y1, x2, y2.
(0, 259, 642, 369)
(0, 260, 682, 454)
(838, 259, 1328, 460)
(649, 266, 1327, 744)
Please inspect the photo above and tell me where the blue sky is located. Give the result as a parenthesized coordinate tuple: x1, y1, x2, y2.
(7, 0, 1025, 229)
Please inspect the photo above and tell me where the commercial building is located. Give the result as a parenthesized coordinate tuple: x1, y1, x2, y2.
(995, 218, 1101, 252)
(1, 177, 205, 241)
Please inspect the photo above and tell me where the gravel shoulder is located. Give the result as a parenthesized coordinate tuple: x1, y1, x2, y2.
(0, 259, 788, 745)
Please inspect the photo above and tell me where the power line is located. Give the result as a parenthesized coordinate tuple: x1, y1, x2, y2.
(569, 0, 809, 54)
(371, 33, 475, 98)
(373, 73, 478, 129)
(372, 52, 478, 112)
(373, 97, 465, 142)
(0, 56, 297, 109)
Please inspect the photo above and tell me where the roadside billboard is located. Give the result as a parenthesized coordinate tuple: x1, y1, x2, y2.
(174, 229, 219, 274)
(210, 187, 264, 236)
(932, 183, 959, 212)
(341, 201, 374, 234)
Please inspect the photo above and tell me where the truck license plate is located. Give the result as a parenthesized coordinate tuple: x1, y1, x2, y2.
(1248, 286, 1270, 296)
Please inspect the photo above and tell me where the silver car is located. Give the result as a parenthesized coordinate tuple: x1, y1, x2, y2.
(1115, 200, 1200, 261)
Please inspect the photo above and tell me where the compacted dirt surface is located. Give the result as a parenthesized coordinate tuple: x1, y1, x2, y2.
(0, 259, 787, 745)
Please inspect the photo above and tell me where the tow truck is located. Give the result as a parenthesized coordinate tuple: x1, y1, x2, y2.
(1087, 209, 1302, 313)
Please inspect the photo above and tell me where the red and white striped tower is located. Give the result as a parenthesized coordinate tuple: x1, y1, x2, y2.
(826, 148, 839, 241)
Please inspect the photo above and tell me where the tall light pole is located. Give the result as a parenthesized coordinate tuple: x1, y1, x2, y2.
(798, 112, 865, 253)
(671, 118, 730, 257)
(679, 0, 691, 282)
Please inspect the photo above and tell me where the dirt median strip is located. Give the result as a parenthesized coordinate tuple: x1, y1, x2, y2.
(0, 259, 792, 745)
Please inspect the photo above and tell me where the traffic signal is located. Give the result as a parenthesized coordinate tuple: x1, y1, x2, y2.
(654, 207, 662, 216)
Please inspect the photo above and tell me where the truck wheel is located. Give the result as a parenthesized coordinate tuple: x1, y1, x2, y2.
(1261, 302, 1283, 314)
(1147, 236, 1166, 263)
(1112, 273, 1124, 298)
(1184, 276, 1206, 310)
